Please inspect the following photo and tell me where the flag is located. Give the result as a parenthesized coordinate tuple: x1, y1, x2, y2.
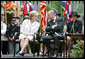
(40, 1, 48, 34)
(61, 1, 72, 25)
(66, 1, 71, 22)
(61, 1, 66, 17)
(29, 2, 34, 12)
(5, 2, 15, 11)
(16, 7, 18, 11)
(23, 2, 34, 16)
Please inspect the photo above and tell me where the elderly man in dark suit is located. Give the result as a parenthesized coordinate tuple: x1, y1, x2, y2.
(6, 17, 20, 54)
(43, 10, 64, 58)
(66, 12, 82, 56)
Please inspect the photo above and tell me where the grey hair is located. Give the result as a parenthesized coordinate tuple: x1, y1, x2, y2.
(48, 10, 56, 15)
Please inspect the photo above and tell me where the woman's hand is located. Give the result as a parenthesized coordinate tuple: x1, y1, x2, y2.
(23, 33, 29, 36)
(23, 33, 32, 36)
(22, 32, 34, 36)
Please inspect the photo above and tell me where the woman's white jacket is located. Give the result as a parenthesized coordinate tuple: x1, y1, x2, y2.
(19, 19, 40, 40)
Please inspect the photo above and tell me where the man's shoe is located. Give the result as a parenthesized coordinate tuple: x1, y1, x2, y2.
(48, 51, 53, 58)
(52, 50, 58, 58)
(49, 53, 52, 58)
(52, 54, 57, 58)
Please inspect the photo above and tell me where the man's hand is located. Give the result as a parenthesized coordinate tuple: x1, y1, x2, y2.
(65, 32, 69, 34)
(52, 24, 57, 29)
(10, 38, 14, 41)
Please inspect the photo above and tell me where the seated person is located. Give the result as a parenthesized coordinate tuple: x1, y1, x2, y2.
(66, 12, 82, 55)
(1, 14, 7, 54)
(43, 10, 64, 58)
(43, 9, 63, 56)
(6, 17, 20, 54)
(16, 17, 20, 25)
(19, 10, 40, 56)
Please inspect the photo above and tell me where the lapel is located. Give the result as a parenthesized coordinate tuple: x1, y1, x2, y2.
(55, 17, 59, 24)
(71, 20, 78, 27)
(50, 20, 54, 26)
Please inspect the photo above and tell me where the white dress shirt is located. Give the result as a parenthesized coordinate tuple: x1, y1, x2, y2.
(52, 16, 57, 29)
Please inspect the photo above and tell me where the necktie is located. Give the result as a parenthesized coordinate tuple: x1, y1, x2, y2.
(70, 22, 75, 33)
(72, 22, 75, 33)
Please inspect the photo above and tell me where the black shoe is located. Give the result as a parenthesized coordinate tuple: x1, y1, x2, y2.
(42, 54, 48, 56)
(52, 50, 58, 58)
(16, 51, 20, 54)
(48, 51, 53, 58)
(19, 52, 25, 57)
(52, 54, 58, 58)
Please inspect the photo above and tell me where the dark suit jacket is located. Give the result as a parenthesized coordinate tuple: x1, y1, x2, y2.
(6, 23, 20, 40)
(45, 17, 64, 36)
(67, 20, 82, 33)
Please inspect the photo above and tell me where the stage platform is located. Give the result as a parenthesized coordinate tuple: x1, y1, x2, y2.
(1, 53, 68, 58)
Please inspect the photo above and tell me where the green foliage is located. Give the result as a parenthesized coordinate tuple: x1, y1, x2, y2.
(46, 1, 64, 18)
(46, 4, 52, 12)
(51, 1, 62, 13)
(70, 40, 84, 58)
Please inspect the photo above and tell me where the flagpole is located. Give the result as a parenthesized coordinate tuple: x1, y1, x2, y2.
(15, 1, 16, 17)
(39, 12, 42, 37)
(61, 1, 67, 26)
(39, 2, 43, 37)
(18, 1, 19, 17)
(39, 4, 43, 54)
(40, 1, 46, 55)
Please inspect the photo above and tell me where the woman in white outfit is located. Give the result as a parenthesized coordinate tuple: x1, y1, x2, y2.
(19, 10, 40, 56)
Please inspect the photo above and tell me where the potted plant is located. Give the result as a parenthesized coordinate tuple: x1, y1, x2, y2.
(70, 40, 84, 58)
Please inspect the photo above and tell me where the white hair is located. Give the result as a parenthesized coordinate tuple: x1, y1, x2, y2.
(29, 10, 38, 16)
(48, 10, 56, 15)
(29, 10, 39, 19)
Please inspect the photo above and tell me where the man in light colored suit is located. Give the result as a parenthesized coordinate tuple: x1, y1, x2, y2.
(1, 14, 7, 55)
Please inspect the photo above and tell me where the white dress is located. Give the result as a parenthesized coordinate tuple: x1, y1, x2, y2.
(19, 20, 40, 41)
